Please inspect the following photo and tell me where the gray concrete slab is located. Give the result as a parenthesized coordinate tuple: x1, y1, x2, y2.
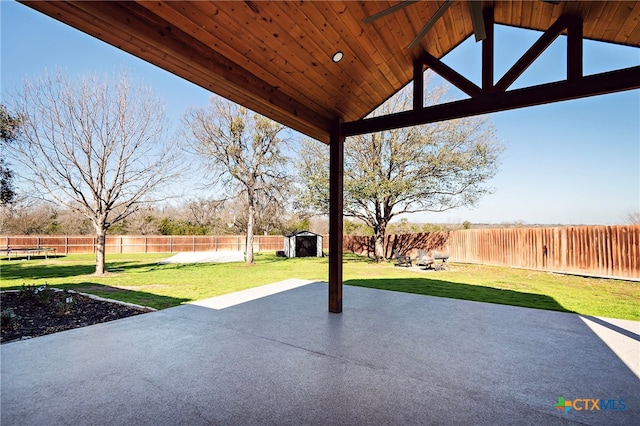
(1, 282, 638, 425)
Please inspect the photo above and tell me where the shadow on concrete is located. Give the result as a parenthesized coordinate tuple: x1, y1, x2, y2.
(582, 315, 640, 342)
(345, 277, 572, 313)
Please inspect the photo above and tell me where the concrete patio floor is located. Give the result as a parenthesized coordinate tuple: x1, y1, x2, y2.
(2, 280, 638, 425)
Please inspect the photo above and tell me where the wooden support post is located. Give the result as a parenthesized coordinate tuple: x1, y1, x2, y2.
(482, 7, 494, 91)
(413, 60, 424, 111)
(567, 16, 583, 81)
(329, 118, 344, 313)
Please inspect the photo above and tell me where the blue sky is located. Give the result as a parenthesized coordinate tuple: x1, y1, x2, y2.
(2, 1, 639, 225)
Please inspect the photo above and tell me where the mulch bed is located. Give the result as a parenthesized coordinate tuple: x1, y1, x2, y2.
(1, 287, 151, 343)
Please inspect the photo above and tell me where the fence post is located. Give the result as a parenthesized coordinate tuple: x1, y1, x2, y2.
(170, 236, 173, 253)
(193, 236, 195, 252)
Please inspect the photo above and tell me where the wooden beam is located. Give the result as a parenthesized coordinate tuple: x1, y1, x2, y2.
(343, 66, 640, 136)
(421, 52, 481, 98)
(567, 16, 583, 80)
(482, 7, 494, 91)
(329, 119, 344, 314)
(494, 15, 572, 92)
(413, 60, 424, 111)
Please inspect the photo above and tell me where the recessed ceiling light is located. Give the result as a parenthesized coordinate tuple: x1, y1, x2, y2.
(332, 51, 344, 63)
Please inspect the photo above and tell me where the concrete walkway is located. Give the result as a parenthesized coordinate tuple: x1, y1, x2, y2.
(2, 281, 638, 425)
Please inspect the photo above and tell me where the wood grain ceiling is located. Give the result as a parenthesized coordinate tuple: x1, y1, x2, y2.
(19, 1, 640, 143)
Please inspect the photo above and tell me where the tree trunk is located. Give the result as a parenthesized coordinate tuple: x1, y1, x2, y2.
(373, 223, 388, 261)
(95, 228, 106, 275)
(245, 189, 255, 264)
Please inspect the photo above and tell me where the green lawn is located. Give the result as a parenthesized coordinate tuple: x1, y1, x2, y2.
(1, 252, 638, 320)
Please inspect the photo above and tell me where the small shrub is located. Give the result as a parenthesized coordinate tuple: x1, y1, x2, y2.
(1, 307, 17, 326)
(20, 283, 54, 306)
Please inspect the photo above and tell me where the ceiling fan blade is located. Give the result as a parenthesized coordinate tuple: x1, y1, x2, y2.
(363, 0, 419, 23)
(467, 0, 486, 42)
(407, 0, 454, 49)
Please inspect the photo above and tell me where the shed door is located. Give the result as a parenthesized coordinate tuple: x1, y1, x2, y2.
(296, 236, 317, 257)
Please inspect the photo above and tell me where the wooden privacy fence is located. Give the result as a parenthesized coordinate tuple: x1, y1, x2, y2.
(2, 226, 638, 280)
(0, 235, 329, 255)
(343, 225, 639, 280)
(448, 225, 639, 280)
(344, 232, 451, 260)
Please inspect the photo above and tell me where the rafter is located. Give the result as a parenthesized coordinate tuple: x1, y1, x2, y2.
(344, 66, 640, 136)
(349, 9, 638, 137)
(494, 15, 580, 92)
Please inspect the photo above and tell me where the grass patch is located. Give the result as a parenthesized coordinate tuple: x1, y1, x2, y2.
(1, 252, 638, 320)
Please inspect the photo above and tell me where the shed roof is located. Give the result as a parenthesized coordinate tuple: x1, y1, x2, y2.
(20, 1, 640, 143)
(284, 231, 323, 238)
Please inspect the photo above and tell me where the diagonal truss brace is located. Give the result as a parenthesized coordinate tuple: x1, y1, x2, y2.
(345, 8, 639, 137)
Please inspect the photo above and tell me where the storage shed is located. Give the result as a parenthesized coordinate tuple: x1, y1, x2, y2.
(283, 231, 323, 258)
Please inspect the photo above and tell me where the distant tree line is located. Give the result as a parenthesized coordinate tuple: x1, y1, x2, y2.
(0, 198, 323, 237)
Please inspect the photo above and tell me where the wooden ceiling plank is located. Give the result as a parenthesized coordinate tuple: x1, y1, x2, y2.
(18, 0, 320, 136)
(178, 2, 334, 115)
(437, 2, 466, 50)
(329, 2, 407, 94)
(512, 0, 523, 26)
(414, 1, 450, 57)
(227, 3, 350, 97)
(315, 2, 399, 119)
(258, 2, 376, 114)
(606, 1, 639, 44)
(586, 2, 615, 42)
(63, 1, 332, 140)
(527, 1, 545, 30)
(519, 1, 535, 29)
(614, 2, 640, 45)
(137, 1, 319, 112)
(286, 3, 381, 117)
(581, 1, 605, 37)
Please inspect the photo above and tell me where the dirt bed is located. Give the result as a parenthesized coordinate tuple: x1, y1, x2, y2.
(1, 288, 151, 343)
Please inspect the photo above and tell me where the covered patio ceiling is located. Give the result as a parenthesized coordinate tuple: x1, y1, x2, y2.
(20, 1, 640, 143)
(19, 1, 640, 313)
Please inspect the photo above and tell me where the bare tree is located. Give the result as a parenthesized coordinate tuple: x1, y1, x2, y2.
(5, 70, 182, 274)
(626, 211, 640, 225)
(184, 96, 290, 263)
(298, 81, 504, 260)
(186, 197, 224, 229)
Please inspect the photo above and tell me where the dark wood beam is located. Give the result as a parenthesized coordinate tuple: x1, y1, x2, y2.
(329, 119, 344, 313)
(421, 52, 481, 98)
(567, 16, 583, 80)
(343, 66, 640, 136)
(494, 15, 572, 93)
(482, 7, 494, 91)
(413, 60, 424, 111)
